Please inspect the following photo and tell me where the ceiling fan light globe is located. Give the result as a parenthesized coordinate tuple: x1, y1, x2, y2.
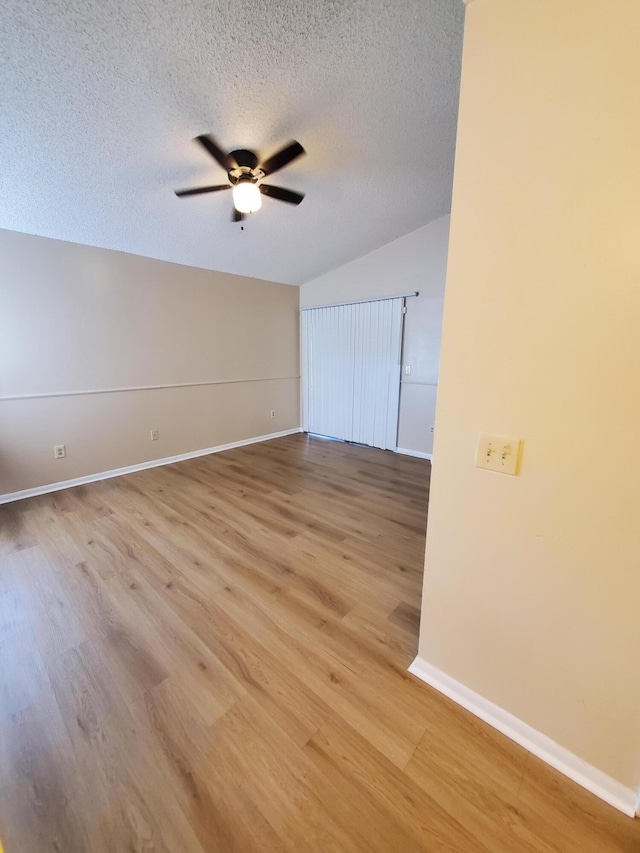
(232, 182, 262, 214)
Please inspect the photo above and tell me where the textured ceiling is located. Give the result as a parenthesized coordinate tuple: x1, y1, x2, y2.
(0, 0, 464, 285)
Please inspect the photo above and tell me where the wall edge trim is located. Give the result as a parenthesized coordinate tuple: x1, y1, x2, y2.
(0, 428, 303, 505)
(395, 447, 433, 461)
(0, 375, 301, 403)
(408, 656, 639, 818)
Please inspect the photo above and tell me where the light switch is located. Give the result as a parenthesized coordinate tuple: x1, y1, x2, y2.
(476, 433, 522, 476)
(404, 365, 412, 375)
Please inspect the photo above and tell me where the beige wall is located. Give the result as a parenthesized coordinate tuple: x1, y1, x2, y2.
(300, 216, 450, 456)
(419, 0, 640, 792)
(0, 229, 299, 497)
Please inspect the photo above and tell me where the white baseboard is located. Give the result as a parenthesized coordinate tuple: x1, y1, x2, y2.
(0, 428, 303, 505)
(409, 656, 639, 818)
(395, 447, 432, 461)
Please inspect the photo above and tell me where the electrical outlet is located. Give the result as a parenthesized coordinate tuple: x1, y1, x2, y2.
(429, 425, 435, 435)
(404, 365, 412, 376)
(150, 429, 159, 441)
(54, 444, 66, 459)
(270, 410, 276, 419)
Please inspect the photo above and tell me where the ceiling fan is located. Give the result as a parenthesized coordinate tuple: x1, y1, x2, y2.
(174, 134, 306, 222)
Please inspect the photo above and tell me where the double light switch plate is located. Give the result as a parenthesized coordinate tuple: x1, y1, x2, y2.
(476, 433, 522, 476)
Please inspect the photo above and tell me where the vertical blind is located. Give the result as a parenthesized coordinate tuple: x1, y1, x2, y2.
(301, 297, 404, 450)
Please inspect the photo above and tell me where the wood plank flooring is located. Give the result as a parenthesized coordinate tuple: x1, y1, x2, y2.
(0, 433, 638, 851)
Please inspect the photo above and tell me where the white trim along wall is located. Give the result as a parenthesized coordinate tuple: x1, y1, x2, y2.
(409, 657, 640, 818)
(0, 429, 302, 505)
(0, 375, 299, 402)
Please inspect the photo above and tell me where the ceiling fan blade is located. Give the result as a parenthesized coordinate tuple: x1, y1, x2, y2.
(259, 184, 305, 205)
(259, 141, 305, 177)
(232, 208, 245, 222)
(195, 134, 236, 170)
(174, 184, 231, 197)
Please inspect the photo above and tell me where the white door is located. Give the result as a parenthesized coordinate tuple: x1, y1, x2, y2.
(301, 297, 404, 450)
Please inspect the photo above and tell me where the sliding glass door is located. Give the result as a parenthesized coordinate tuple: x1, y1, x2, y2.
(301, 297, 404, 450)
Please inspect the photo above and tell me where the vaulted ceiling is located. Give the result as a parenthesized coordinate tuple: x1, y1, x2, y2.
(0, 0, 463, 284)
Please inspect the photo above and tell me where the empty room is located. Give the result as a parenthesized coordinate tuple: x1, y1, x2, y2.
(1, 0, 639, 850)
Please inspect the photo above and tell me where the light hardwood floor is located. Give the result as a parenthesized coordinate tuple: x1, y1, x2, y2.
(0, 434, 638, 851)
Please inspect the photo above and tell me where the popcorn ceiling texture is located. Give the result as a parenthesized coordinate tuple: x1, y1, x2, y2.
(0, 0, 463, 284)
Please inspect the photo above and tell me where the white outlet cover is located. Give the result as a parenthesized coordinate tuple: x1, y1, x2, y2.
(476, 433, 522, 476)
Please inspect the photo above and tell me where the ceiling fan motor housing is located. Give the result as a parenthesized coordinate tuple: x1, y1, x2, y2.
(229, 149, 259, 170)
(227, 150, 264, 185)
